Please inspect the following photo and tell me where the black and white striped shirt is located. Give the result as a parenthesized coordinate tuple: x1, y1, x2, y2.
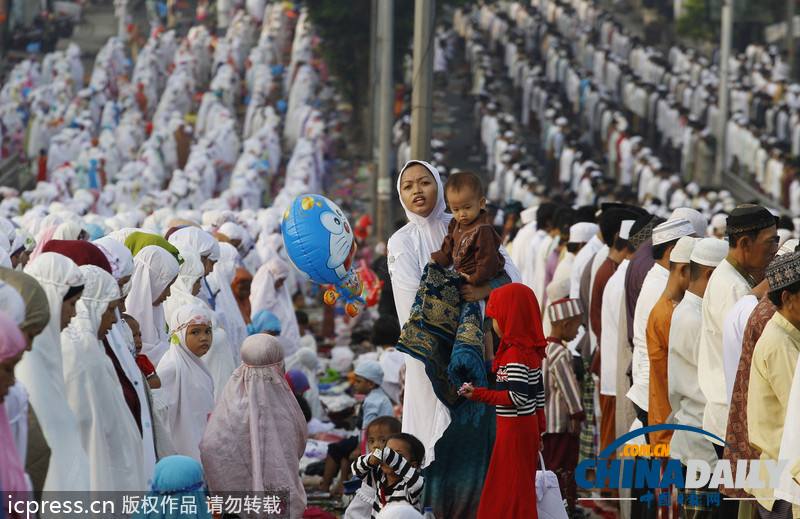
(351, 447, 424, 518)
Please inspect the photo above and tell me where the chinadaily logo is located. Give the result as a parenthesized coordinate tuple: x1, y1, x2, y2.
(574, 425, 788, 508)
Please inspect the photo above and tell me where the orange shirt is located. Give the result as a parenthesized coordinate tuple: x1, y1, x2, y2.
(646, 295, 679, 446)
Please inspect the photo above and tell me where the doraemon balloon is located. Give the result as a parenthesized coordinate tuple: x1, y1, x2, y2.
(282, 194, 364, 315)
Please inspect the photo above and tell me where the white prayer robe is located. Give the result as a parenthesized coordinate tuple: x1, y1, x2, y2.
(698, 259, 752, 440)
(668, 291, 719, 467)
(61, 266, 146, 491)
(600, 259, 628, 396)
(627, 263, 669, 411)
(721, 294, 758, 406)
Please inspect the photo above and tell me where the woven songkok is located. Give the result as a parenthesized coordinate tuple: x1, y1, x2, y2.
(766, 251, 800, 293)
(548, 297, 584, 323)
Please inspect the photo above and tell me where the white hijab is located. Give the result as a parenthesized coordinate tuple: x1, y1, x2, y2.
(208, 242, 248, 364)
(285, 346, 325, 421)
(155, 304, 215, 464)
(19, 252, 91, 492)
(250, 257, 301, 357)
(125, 245, 181, 366)
(61, 265, 146, 491)
(165, 245, 235, 400)
(93, 236, 135, 295)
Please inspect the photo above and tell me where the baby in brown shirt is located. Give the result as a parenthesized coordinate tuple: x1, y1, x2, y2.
(430, 172, 505, 285)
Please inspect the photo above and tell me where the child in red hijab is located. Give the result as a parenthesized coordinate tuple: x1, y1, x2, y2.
(462, 283, 547, 519)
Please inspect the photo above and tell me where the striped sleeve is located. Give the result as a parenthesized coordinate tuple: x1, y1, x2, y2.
(506, 362, 531, 407)
(351, 453, 379, 488)
(552, 353, 584, 417)
(383, 448, 424, 502)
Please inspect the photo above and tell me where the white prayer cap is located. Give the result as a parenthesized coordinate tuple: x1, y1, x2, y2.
(520, 207, 538, 225)
(630, 136, 643, 144)
(670, 236, 698, 263)
(652, 218, 695, 245)
(617, 119, 628, 131)
(546, 276, 570, 303)
(669, 207, 707, 236)
(619, 220, 636, 240)
(504, 130, 515, 139)
(556, 117, 568, 126)
(690, 238, 729, 267)
(568, 222, 599, 244)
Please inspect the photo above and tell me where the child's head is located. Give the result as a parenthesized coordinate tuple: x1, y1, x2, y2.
(169, 304, 213, 358)
(122, 313, 143, 355)
(547, 298, 584, 342)
(247, 309, 282, 336)
(384, 433, 425, 472)
(353, 360, 383, 395)
(366, 416, 402, 454)
(444, 172, 486, 226)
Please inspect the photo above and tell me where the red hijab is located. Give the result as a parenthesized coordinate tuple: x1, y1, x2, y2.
(41, 239, 113, 274)
(485, 283, 548, 372)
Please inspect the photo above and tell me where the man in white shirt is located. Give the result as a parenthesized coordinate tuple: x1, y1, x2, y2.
(669, 238, 729, 475)
(698, 205, 778, 457)
(627, 218, 697, 429)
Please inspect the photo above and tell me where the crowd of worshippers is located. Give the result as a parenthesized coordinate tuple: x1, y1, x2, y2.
(396, 1, 800, 218)
(497, 198, 800, 519)
(0, 1, 437, 518)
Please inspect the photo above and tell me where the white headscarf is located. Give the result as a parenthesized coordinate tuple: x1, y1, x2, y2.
(61, 265, 146, 491)
(125, 245, 181, 366)
(19, 252, 91, 492)
(165, 244, 236, 400)
(250, 257, 301, 357)
(168, 226, 221, 261)
(208, 242, 248, 364)
(94, 236, 135, 294)
(155, 304, 215, 464)
(0, 280, 26, 325)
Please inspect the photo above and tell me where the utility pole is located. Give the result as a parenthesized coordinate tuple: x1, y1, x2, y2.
(376, 0, 394, 242)
(714, 0, 732, 186)
(789, 0, 796, 81)
(410, 0, 435, 160)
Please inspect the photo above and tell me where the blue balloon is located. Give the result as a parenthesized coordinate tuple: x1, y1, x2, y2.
(282, 194, 356, 285)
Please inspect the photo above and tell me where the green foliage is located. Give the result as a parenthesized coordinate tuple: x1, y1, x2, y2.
(675, 0, 712, 40)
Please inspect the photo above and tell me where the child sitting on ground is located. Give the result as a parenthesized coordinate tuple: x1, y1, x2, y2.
(430, 171, 504, 286)
(320, 361, 394, 496)
(351, 432, 425, 517)
(124, 313, 161, 389)
(344, 416, 402, 518)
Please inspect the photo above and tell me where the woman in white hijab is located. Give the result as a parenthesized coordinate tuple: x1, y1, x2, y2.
(61, 265, 147, 490)
(200, 334, 307, 517)
(167, 226, 220, 309)
(125, 245, 181, 366)
(165, 245, 235, 400)
(250, 257, 301, 357)
(155, 304, 215, 464)
(386, 160, 519, 517)
(18, 252, 91, 492)
(94, 236, 159, 478)
(207, 242, 248, 364)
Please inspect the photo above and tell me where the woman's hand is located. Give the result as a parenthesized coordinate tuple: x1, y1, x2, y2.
(460, 386, 475, 400)
(461, 282, 491, 302)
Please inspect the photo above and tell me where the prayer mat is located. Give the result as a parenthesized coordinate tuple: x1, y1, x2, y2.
(396, 263, 487, 424)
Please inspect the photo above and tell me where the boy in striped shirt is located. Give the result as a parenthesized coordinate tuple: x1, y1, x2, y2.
(351, 432, 425, 518)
